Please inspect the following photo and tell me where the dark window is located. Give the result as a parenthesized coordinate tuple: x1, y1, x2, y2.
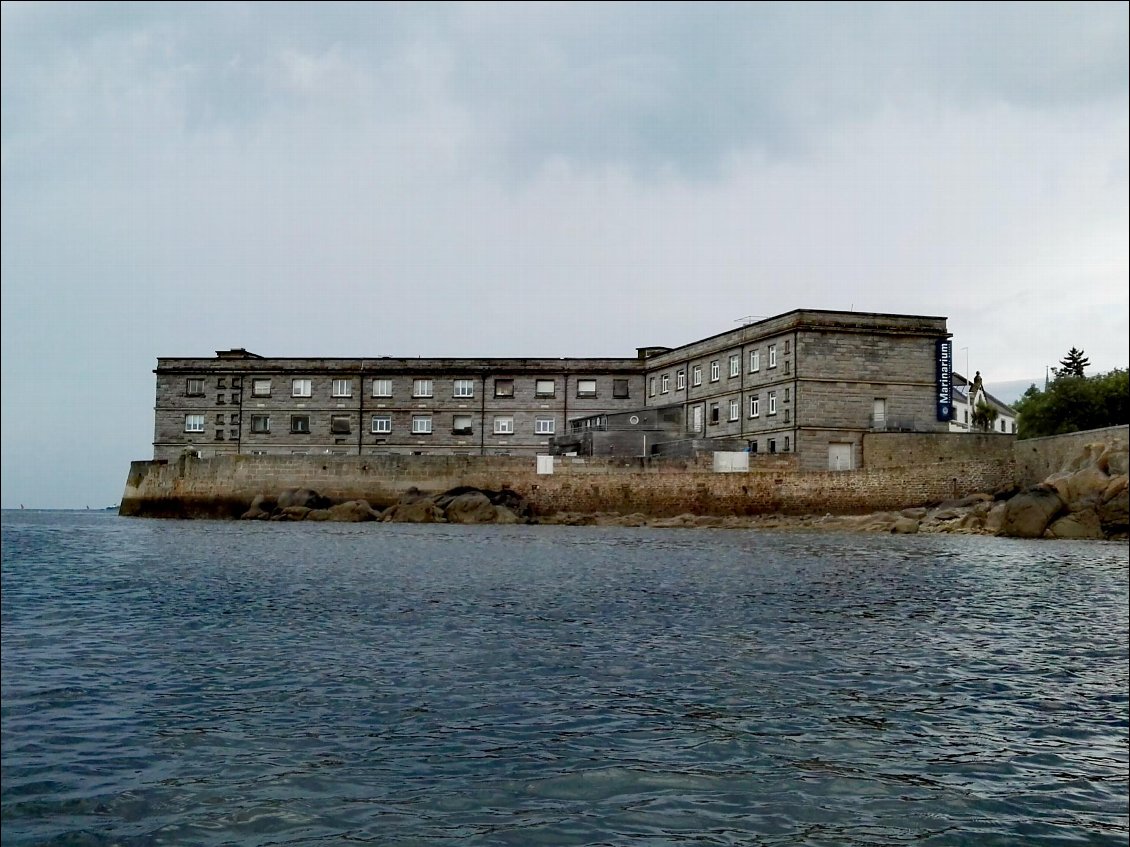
(229, 429, 238, 440)
(216, 394, 225, 405)
(331, 416, 351, 435)
(769, 439, 777, 454)
(494, 378, 514, 397)
(218, 378, 227, 389)
(710, 403, 719, 424)
(784, 436, 791, 452)
(215, 430, 224, 440)
(229, 413, 239, 424)
(291, 415, 310, 434)
(613, 379, 630, 399)
(251, 415, 270, 434)
(749, 440, 758, 454)
(215, 413, 224, 424)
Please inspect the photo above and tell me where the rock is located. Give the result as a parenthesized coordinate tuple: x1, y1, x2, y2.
(1097, 484, 1129, 535)
(891, 517, 920, 534)
(1108, 449, 1129, 477)
(900, 507, 928, 519)
(277, 488, 329, 510)
(381, 498, 445, 523)
(1045, 509, 1104, 540)
(493, 505, 521, 525)
(273, 505, 312, 521)
(444, 492, 498, 524)
(999, 486, 1066, 538)
(984, 501, 1008, 534)
(1048, 466, 1110, 508)
(327, 500, 380, 522)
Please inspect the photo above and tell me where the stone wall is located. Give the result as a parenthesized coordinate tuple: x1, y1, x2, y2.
(1011, 425, 1129, 486)
(864, 431, 1016, 469)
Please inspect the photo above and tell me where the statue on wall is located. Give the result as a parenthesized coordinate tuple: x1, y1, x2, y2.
(971, 371, 984, 400)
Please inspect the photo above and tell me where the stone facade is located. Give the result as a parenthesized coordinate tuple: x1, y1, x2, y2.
(151, 309, 958, 468)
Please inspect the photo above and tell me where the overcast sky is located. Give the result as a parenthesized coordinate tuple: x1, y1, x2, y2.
(2, 2, 1127, 509)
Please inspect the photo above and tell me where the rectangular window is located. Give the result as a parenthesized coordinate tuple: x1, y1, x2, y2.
(250, 415, 270, 434)
(677, 370, 686, 390)
(768, 345, 777, 368)
(784, 388, 790, 402)
(692, 366, 702, 386)
(493, 416, 514, 434)
(252, 378, 271, 397)
(613, 379, 629, 399)
(372, 379, 392, 398)
(535, 417, 555, 435)
(229, 413, 239, 424)
(292, 379, 312, 398)
(229, 428, 238, 440)
(784, 436, 790, 452)
(185, 414, 205, 433)
(215, 413, 225, 425)
(411, 415, 432, 434)
(215, 430, 224, 441)
(769, 438, 777, 454)
(729, 355, 740, 378)
(454, 379, 475, 398)
(649, 377, 656, 396)
(784, 360, 791, 374)
(749, 440, 758, 454)
(217, 377, 227, 389)
(216, 393, 226, 405)
(784, 339, 791, 354)
(413, 379, 433, 398)
(331, 415, 351, 434)
(290, 415, 310, 433)
(535, 379, 555, 398)
(710, 360, 720, 382)
(332, 379, 352, 398)
(371, 415, 392, 434)
(232, 378, 241, 389)
(660, 374, 670, 393)
(729, 398, 739, 421)
(452, 414, 473, 435)
(749, 396, 760, 418)
(750, 350, 760, 372)
(577, 379, 597, 398)
(186, 378, 204, 396)
(710, 403, 720, 424)
(768, 391, 777, 415)
(494, 378, 514, 397)
(784, 409, 791, 423)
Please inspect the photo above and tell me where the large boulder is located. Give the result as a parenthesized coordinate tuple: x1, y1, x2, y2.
(381, 497, 445, 523)
(444, 492, 499, 524)
(276, 488, 330, 510)
(999, 486, 1066, 538)
(1045, 509, 1104, 540)
(1097, 482, 1129, 536)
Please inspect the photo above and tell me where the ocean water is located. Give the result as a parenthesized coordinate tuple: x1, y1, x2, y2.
(1, 510, 1127, 847)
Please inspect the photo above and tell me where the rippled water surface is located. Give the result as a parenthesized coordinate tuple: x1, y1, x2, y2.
(2, 510, 1127, 846)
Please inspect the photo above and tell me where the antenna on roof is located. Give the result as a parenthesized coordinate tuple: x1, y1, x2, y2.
(736, 315, 766, 326)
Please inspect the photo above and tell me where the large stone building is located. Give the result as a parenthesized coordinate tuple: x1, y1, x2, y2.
(151, 308, 957, 470)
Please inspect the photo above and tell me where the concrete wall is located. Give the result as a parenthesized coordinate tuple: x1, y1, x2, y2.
(121, 451, 1015, 520)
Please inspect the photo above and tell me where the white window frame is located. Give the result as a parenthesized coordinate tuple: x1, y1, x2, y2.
(692, 366, 702, 386)
(535, 417, 555, 435)
(372, 379, 392, 398)
(332, 379, 352, 398)
(292, 378, 312, 398)
(660, 374, 670, 393)
(768, 345, 777, 368)
(649, 377, 656, 396)
(576, 379, 597, 398)
(750, 350, 760, 372)
(749, 396, 760, 418)
(184, 414, 205, 433)
(371, 415, 392, 434)
(412, 379, 433, 398)
(411, 415, 432, 434)
(494, 416, 515, 434)
(290, 415, 311, 433)
(186, 378, 204, 396)
(710, 360, 720, 382)
(729, 398, 739, 421)
(535, 379, 555, 397)
(454, 379, 475, 398)
(768, 391, 777, 415)
(251, 378, 271, 397)
(677, 370, 686, 390)
(729, 355, 740, 378)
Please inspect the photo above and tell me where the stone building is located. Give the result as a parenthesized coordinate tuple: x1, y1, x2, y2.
(151, 309, 956, 470)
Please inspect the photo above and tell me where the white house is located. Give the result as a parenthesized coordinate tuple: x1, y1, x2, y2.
(949, 372, 1017, 435)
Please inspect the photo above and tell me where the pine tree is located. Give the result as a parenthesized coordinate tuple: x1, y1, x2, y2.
(1056, 347, 1091, 378)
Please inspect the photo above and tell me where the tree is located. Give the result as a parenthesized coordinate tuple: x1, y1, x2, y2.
(1056, 347, 1091, 379)
(971, 399, 999, 432)
(1014, 367, 1128, 438)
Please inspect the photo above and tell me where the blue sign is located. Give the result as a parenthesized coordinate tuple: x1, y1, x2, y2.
(936, 339, 954, 421)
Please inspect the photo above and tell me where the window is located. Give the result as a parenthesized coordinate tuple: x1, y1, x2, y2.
(784, 360, 791, 374)
(784, 388, 790, 402)
(452, 414, 473, 435)
(229, 413, 239, 424)
(749, 396, 760, 418)
(217, 378, 227, 389)
(535, 417, 555, 435)
(494, 416, 514, 434)
(710, 403, 720, 424)
(710, 360, 720, 382)
(215, 413, 225, 425)
(677, 370, 686, 390)
(291, 415, 310, 433)
(331, 415, 351, 434)
(692, 366, 702, 386)
(784, 339, 791, 354)
(411, 415, 432, 434)
(494, 378, 514, 397)
(649, 377, 656, 397)
(252, 378, 271, 397)
(729, 355, 740, 378)
(577, 379, 597, 398)
(371, 415, 392, 434)
(215, 430, 224, 440)
(229, 429, 238, 440)
(413, 379, 433, 398)
(768, 391, 777, 415)
(250, 415, 270, 434)
(660, 374, 670, 393)
(749, 440, 758, 454)
(292, 379, 312, 398)
(750, 350, 760, 372)
(769, 438, 777, 454)
(186, 378, 204, 396)
(536, 379, 555, 398)
(613, 379, 629, 399)
(729, 398, 739, 421)
(784, 409, 791, 423)
(784, 436, 790, 452)
(768, 345, 777, 368)
(230, 393, 239, 405)
(332, 379, 352, 398)
(372, 379, 392, 398)
(232, 378, 241, 389)
(216, 393, 226, 405)
(454, 379, 475, 398)
(185, 414, 205, 433)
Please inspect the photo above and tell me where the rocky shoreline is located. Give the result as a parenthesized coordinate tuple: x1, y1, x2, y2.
(237, 441, 1128, 541)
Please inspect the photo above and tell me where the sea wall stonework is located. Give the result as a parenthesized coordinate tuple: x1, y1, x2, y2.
(1011, 426, 1129, 486)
